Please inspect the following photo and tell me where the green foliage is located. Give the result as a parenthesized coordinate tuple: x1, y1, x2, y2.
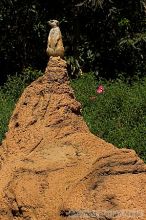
(71, 73, 146, 162)
(118, 18, 131, 37)
(21, 67, 43, 84)
(64, 0, 146, 78)
(76, 0, 104, 10)
(0, 90, 15, 142)
(117, 33, 146, 78)
(0, 0, 47, 83)
(3, 67, 43, 100)
(0, 0, 145, 81)
(66, 56, 83, 77)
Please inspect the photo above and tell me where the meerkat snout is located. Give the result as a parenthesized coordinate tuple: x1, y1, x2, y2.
(48, 20, 59, 28)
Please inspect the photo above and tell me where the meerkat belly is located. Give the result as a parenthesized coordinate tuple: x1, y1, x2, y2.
(49, 28, 60, 50)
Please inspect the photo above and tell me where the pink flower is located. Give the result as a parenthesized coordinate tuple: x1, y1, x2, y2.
(96, 85, 104, 94)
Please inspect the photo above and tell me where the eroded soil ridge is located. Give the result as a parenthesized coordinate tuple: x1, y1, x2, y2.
(0, 57, 146, 220)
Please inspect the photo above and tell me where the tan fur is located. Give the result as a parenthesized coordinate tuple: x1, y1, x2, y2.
(46, 20, 64, 58)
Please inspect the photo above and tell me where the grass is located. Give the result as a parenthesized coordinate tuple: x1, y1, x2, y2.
(0, 90, 15, 142)
(0, 70, 146, 162)
(71, 73, 146, 162)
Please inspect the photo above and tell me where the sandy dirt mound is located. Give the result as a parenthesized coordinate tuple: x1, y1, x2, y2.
(0, 57, 146, 220)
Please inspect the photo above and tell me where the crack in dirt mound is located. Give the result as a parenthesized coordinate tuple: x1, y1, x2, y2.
(0, 57, 146, 220)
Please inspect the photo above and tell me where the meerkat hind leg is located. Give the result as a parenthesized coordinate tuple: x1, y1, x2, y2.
(46, 47, 55, 57)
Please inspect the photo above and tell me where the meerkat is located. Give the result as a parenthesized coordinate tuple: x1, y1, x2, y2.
(46, 19, 65, 58)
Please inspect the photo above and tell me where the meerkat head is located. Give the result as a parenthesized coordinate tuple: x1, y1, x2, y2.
(48, 20, 59, 28)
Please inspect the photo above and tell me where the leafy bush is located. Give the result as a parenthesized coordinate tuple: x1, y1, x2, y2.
(3, 67, 43, 100)
(117, 33, 146, 79)
(71, 73, 146, 162)
(0, 0, 145, 81)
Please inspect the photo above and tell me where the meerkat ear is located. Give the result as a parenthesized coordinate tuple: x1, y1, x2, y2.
(57, 20, 59, 26)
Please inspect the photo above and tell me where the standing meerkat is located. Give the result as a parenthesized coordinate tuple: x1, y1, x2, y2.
(46, 19, 65, 58)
